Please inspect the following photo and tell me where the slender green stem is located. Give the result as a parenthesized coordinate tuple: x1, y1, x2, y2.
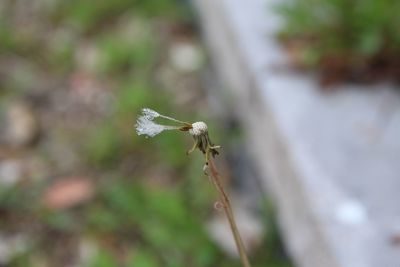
(206, 157, 251, 267)
(158, 114, 191, 125)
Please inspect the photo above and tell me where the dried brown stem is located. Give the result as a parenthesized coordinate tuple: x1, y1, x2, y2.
(206, 157, 251, 267)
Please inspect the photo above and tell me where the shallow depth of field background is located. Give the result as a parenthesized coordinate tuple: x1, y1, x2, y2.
(0, 1, 291, 267)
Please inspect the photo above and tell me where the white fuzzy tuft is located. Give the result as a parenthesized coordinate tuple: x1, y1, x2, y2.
(135, 116, 179, 137)
(135, 117, 165, 137)
(141, 108, 160, 120)
(189, 121, 208, 136)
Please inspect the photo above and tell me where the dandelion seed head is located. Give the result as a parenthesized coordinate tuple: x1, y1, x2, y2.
(141, 108, 160, 120)
(190, 121, 208, 136)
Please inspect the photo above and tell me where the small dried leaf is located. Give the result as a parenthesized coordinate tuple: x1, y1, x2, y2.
(43, 177, 94, 210)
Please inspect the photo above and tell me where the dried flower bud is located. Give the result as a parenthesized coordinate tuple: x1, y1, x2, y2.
(189, 121, 208, 136)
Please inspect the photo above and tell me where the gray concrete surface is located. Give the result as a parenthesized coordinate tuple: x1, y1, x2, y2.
(192, 0, 400, 266)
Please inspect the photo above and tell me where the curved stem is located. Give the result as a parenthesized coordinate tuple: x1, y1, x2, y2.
(206, 157, 251, 267)
(158, 114, 191, 125)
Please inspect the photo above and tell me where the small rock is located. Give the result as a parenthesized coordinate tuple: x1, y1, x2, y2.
(5, 101, 39, 147)
(169, 42, 203, 73)
(0, 159, 24, 187)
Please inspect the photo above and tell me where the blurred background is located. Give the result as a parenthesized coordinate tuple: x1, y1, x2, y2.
(2, 0, 399, 266)
(277, 0, 400, 85)
(0, 1, 291, 267)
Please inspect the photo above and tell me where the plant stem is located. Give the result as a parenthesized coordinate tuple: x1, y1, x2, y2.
(206, 157, 251, 267)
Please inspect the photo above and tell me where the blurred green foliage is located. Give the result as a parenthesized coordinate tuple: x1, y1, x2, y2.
(277, 0, 400, 78)
(87, 179, 219, 266)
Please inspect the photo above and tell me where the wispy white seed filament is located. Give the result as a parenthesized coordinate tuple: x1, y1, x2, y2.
(136, 108, 192, 137)
(135, 117, 179, 137)
(141, 108, 188, 125)
(141, 108, 160, 120)
(157, 114, 188, 124)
